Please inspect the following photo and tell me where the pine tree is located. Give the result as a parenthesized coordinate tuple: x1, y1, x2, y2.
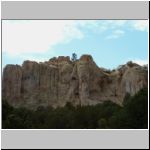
(71, 53, 77, 62)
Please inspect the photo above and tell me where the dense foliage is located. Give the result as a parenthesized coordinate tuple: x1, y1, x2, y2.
(2, 88, 148, 129)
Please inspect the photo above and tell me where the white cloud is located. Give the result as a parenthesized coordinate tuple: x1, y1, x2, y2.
(106, 30, 125, 39)
(131, 20, 148, 32)
(21, 56, 50, 64)
(2, 20, 84, 56)
(132, 59, 148, 66)
(106, 20, 148, 32)
(105, 20, 127, 27)
(2, 20, 148, 58)
(104, 20, 148, 40)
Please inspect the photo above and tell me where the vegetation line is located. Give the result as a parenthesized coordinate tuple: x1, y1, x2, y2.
(2, 88, 148, 129)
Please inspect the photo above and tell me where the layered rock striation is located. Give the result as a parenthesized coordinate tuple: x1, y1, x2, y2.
(2, 55, 148, 109)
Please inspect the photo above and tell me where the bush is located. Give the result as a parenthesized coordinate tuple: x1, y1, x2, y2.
(2, 88, 148, 129)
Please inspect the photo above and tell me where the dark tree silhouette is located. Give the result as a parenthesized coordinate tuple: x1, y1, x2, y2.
(71, 53, 77, 62)
(2, 88, 148, 129)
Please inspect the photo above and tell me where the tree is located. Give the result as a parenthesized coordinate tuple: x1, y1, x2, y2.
(123, 92, 131, 106)
(71, 53, 77, 62)
(2, 88, 148, 129)
(98, 118, 107, 128)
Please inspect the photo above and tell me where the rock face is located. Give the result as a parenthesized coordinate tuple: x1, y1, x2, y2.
(2, 55, 148, 109)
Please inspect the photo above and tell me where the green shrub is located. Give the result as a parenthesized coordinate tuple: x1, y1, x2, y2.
(2, 88, 148, 129)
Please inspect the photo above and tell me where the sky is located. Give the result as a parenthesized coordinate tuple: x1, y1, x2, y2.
(2, 20, 148, 70)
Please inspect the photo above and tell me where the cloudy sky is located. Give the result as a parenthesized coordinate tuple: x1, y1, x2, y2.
(2, 20, 148, 69)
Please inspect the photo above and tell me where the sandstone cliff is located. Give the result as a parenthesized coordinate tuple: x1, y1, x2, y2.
(2, 55, 148, 109)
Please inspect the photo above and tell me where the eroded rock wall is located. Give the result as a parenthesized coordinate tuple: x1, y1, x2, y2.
(2, 55, 148, 109)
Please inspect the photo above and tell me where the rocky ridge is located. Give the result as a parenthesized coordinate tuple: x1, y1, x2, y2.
(2, 55, 148, 109)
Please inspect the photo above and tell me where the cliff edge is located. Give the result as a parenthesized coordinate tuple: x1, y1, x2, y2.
(2, 55, 148, 109)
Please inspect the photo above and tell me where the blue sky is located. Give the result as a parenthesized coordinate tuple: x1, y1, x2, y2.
(2, 20, 148, 69)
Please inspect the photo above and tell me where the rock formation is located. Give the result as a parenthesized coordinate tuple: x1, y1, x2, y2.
(2, 55, 148, 109)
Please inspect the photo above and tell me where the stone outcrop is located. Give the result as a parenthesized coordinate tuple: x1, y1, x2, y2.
(2, 55, 148, 109)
